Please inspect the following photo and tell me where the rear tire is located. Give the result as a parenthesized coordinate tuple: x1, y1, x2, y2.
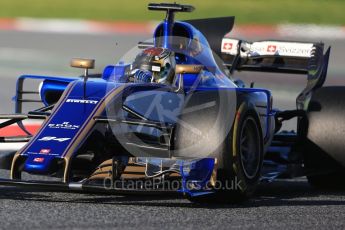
(302, 86, 345, 189)
(304, 138, 345, 189)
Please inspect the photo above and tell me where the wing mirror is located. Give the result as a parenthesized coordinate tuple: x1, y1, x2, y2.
(175, 64, 203, 74)
(70, 58, 95, 98)
(174, 64, 203, 93)
(70, 58, 95, 77)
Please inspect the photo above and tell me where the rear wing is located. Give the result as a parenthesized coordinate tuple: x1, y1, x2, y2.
(221, 38, 329, 74)
(221, 38, 331, 109)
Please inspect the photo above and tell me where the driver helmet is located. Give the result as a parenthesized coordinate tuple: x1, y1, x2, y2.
(132, 47, 176, 84)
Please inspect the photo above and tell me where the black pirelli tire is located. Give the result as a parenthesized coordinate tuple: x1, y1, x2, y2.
(185, 103, 264, 203)
(303, 86, 345, 189)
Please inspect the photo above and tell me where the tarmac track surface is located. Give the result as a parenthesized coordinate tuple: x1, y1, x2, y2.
(1, 177, 345, 229)
(0, 31, 345, 229)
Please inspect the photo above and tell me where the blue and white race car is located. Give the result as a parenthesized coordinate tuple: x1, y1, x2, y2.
(0, 3, 339, 203)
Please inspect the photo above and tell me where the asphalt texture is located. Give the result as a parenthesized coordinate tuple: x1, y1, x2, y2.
(1, 30, 345, 229)
(1, 176, 345, 229)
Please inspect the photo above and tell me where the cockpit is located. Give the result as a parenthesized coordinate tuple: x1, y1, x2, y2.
(102, 3, 236, 89)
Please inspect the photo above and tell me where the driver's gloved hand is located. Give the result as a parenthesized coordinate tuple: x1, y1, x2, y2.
(132, 69, 152, 83)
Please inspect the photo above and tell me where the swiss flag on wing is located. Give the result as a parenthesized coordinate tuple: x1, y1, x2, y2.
(267, 45, 277, 53)
(40, 149, 51, 154)
(223, 42, 233, 51)
(33, 157, 44, 163)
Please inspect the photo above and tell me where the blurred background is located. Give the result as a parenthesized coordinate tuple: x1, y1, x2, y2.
(0, 0, 345, 130)
(1, 0, 345, 24)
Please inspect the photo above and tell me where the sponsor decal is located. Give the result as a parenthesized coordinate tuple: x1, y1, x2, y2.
(27, 150, 59, 156)
(223, 42, 233, 51)
(221, 39, 313, 58)
(267, 45, 277, 53)
(33, 157, 44, 163)
(221, 38, 239, 55)
(38, 136, 71, 142)
(48, 122, 80, 130)
(250, 41, 313, 57)
(151, 65, 161, 72)
(40, 149, 51, 154)
(66, 99, 98, 104)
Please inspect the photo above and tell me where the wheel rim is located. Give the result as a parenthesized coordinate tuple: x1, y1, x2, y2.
(239, 117, 261, 179)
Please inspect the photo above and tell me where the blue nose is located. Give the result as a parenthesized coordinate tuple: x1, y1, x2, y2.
(24, 154, 58, 174)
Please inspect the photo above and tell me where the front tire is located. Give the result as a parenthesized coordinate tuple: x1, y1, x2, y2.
(189, 106, 264, 203)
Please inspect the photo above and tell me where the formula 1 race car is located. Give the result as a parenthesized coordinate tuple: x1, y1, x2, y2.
(0, 3, 341, 203)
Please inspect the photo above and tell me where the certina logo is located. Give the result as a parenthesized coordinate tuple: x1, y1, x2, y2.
(38, 136, 71, 142)
(48, 122, 80, 130)
(66, 99, 98, 104)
